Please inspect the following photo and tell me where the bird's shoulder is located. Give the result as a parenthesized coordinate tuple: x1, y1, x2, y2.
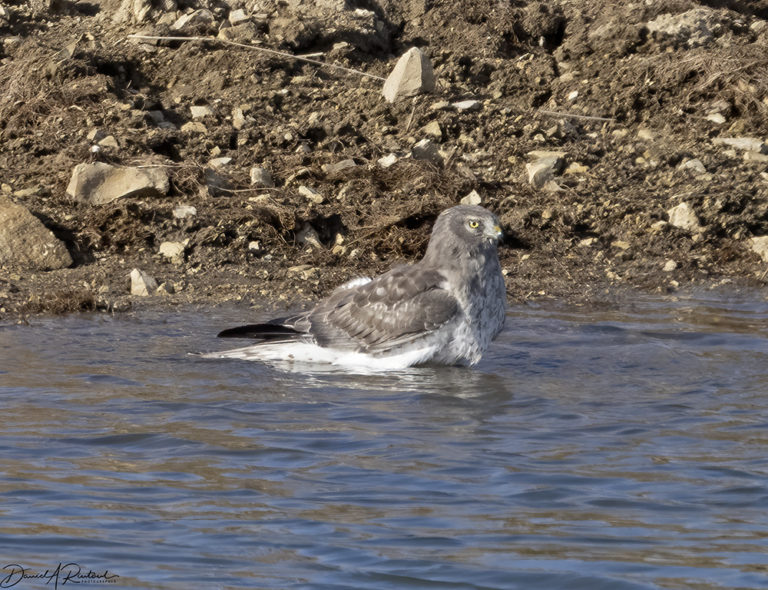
(356, 263, 447, 301)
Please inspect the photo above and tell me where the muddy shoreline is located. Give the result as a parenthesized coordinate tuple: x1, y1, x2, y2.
(1, 0, 767, 322)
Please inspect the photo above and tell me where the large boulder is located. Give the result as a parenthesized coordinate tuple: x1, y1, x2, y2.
(0, 196, 72, 270)
(66, 162, 169, 205)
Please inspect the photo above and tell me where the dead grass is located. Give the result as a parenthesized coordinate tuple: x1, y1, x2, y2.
(20, 287, 98, 315)
(628, 45, 768, 126)
(0, 40, 110, 138)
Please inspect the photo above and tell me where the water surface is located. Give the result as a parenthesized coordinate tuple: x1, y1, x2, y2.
(1, 292, 767, 589)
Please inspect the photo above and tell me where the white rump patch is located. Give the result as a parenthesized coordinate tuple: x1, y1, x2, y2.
(201, 341, 438, 372)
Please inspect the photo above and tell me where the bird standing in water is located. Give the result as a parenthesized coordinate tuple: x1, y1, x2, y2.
(204, 205, 506, 370)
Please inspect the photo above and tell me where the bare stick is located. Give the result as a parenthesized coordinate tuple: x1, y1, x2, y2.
(127, 34, 386, 81)
(538, 109, 615, 122)
(404, 97, 418, 133)
(221, 186, 280, 193)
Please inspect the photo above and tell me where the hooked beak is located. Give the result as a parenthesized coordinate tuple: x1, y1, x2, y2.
(483, 224, 503, 242)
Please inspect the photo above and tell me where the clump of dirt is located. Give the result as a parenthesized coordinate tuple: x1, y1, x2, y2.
(1, 0, 767, 321)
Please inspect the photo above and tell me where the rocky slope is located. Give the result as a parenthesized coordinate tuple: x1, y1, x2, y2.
(1, 0, 767, 319)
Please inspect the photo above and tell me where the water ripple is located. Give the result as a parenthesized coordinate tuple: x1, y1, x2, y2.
(0, 293, 767, 588)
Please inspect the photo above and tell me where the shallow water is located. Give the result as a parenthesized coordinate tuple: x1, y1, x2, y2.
(1, 292, 767, 590)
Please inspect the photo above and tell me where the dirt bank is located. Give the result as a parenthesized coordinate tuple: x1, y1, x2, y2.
(1, 0, 767, 321)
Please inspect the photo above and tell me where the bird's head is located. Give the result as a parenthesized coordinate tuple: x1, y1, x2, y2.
(424, 205, 504, 263)
(442, 204, 503, 243)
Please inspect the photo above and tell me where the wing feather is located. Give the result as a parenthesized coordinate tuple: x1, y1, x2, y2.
(308, 264, 459, 353)
(217, 322, 301, 340)
(217, 315, 312, 341)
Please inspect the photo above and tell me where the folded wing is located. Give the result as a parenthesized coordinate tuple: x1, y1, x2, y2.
(217, 265, 459, 355)
(309, 265, 459, 353)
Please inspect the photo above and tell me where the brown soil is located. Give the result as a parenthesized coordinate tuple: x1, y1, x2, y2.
(1, 0, 768, 321)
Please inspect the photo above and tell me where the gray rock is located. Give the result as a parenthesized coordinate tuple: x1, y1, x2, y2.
(678, 158, 707, 174)
(228, 8, 249, 25)
(382, 47, 436, 103)
(636, 128, 655, 141)
(377, 153, 399, 168)
(112, 0, 152, 24)
(453, 99, 481, 112)
(527, 149, 567, 161)
(208, 157, 233, 168)
(646, 8, 725, 48)
(173, 204, 197, 219)
(190, 105, 214, 119)
(744, 151, 768, 163)
(563, 162, 589, 175)
(287, 264, 318, 280)
(706, 112, 726, 124)
(299, 185, 324, 204)
(317, 0, 350, 10)
(218, 22, 260, 43)
(411, 138, 443, 166)
(13, 187, 39, 199)
(66, 162, 169, 205)
(159, 241, 185, 265)
(322, 159, 358, 177)
(284, 167, 312, 185)
(181, 121, 207, 134)
(250, 167, 274, 188)
(712, 136, 767, 153)
(296, 224, 322, 249)
(460, 190, 482, 205)
(749, 236, 768, 262)
(429, 100, 451, 111)
(232, 107, 248, 130)
(98, 135, 119, 149)
(171, 9, 215, 31)
(0, 195, 72, 270)
(130, 268, 157, 296)
(422, 120, 442, 140)
(667, 202, 703, 232)
(526, 153, 565, 188)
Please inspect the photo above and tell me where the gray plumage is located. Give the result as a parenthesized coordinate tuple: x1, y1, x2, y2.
(210, 205, 506, 368)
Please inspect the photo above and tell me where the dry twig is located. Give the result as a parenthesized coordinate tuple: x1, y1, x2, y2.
(127, 34, 386, 82)
(404, 97, 418, 133)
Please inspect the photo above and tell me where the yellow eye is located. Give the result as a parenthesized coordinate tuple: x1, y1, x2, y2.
(468, 220, 480, 229)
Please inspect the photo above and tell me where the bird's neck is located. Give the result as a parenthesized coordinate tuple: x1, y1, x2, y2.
(422, 241, 494, 278)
